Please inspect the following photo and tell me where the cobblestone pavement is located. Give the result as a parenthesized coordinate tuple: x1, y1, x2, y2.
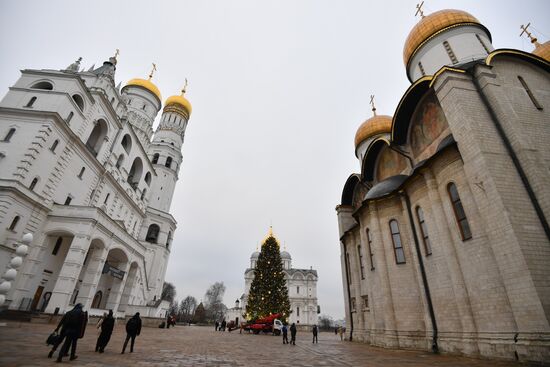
(0, 322, 531, 366)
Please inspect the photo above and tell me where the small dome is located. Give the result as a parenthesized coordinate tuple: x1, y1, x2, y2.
(533, 41, 550, 62)
(125, 78, 162, 102)
(354, 115, 392, 148)
(403, 9, 483, 68)
(165, 94, 192, 115)
(251, 251, 260, 259)
(280, 251, 291, 260)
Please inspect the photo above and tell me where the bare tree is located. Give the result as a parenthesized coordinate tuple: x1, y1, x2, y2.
(162, 282, 176, 303)
(179, 295, 197, 322)
(318, 314, 334, 331)
(204, 281, 226, 322)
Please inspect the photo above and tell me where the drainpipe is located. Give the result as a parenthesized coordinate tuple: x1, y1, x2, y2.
(401, 190, 439, 353)
(471, 66, 550, 241)
(341, 240, 354, 341)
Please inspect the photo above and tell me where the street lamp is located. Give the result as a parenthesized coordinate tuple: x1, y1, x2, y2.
(0, 233, 32, 306)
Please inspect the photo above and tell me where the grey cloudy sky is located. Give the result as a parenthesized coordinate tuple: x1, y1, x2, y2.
(1, 0, 548, 318)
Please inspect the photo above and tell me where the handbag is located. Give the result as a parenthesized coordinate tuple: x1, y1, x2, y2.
(46, 331, 61, 346)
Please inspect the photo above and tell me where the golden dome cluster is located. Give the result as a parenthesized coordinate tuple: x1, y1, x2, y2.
(403, 9, 482, 67)
(125, 77, 192, 115)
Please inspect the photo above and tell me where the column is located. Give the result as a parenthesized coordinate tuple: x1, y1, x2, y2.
(118, 265, 137, 312)
(45, 234, 91, 314)
(75, 246, 108, 310)
(104, 262, 131, 313)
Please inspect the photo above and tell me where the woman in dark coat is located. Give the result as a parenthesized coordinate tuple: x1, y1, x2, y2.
(96, 310, 115, 353)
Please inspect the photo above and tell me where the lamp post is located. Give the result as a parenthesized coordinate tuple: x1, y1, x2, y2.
(0, 233, 32, 306)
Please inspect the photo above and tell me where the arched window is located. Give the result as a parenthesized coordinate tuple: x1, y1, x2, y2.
(3, 128, 16, 142)
(50, 139, 59, 153)
(66, 112, 74, 123)
(140, 188, 147, 200)
(77, 167, 85, 179)
(346, 252, 352, 284)
(357, 245, 365, 280)
(128, 157, 143, 188)
(145, 224, 160, 243)
(29, 177, 39, 191)
(72, 94, 84, 111)
(152, 153, 159, 164)
(31, 81, 53, 90)
(165, 156, 172, 168)
(103, 193, 110, 204)
(366, 228, 375, 270)
(144, 172, 151, 186)
(115, 154, 124, 169)
(121, 134, 132, 154)
(85, 119, 108, 156)
(166, 231, 172, 249)
(416, 206, 432, 255)
(389, 219, 406, 264)
(52, 237, 63, 255)
(447, 183, 472, 240)
(26, 96, 37, 107)
(8, 216, 20, 230)
(91, 291, 102, 308)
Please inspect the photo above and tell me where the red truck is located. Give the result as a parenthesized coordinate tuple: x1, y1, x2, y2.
(242, 313, 284, 335)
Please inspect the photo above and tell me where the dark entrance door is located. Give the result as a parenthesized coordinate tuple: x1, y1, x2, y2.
(31, 286, 44, 311)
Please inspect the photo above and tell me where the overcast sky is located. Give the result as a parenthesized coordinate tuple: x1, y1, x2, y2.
(1, 0, 548, 319)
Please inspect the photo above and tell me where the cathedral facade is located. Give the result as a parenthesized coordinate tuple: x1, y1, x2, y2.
(336, 8, 550, 363)
(238, 232, 319, 328)
(0, 55, 192, 318)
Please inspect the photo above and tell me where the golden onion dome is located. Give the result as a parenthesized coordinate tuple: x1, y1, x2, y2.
(165, 94, 192, 115)
(125, 78, 162, 102)
(533, 41, 550, 62)
(354, 114, 392, 148)
(403, 9, 483, 67)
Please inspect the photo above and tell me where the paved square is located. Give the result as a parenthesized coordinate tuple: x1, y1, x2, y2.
(0, 322, 527, 366)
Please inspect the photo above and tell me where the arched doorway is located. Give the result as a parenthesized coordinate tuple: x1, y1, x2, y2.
(94, 247, 129, 312)
(91, 291, 103, 309)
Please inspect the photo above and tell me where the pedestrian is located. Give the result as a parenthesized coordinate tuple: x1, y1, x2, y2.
(55, 303, 88, 362)
(167, 314, 171, 329)
(48, 317, 68, 358)
(215, 321, 219, 331)
(221, 320, 226, 331)
(282, 324, 288, 344)
(338, 326, 344, 341)
(95, 312, 107, 351)
(312, 324, 318, 343)
(334, 326, 338, 335)
(122, 312, 142, 354)
(96, 310, 115, 353)
(290, 323, 297, 345)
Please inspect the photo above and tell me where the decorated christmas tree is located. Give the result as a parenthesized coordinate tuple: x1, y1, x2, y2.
(246, 227, 291, 323)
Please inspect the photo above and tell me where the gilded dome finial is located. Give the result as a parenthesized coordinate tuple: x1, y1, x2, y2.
(181, 78, 188, 96)
(369, 95, 377, 116)
(520, 23, 541, 47)
(415, 1, 425, 19)
(148, 63, 157, 81)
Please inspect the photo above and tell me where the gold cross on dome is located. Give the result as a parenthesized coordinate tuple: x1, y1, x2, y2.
(415, 1, 425, 19)
(369, 95, 377, 116)
(181, 78, 188, 95)
(148, 63, 157, 80)
(520, 23, 540, 45)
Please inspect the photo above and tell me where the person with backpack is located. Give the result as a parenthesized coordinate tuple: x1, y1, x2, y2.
(96, 309, 115, 353)
(290, 323, 297, 345)
(122, 312, 142, 354)
(55, 303, 88, 362)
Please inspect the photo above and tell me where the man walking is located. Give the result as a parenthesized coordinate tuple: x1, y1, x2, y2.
(122, 312, 142, 354)
(312, 324, 318, 343)
(282, 324, 288, 344)
(56, 303, 87, 362)
(290, 323, 297, 345)
(96, 310, 115, 353)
